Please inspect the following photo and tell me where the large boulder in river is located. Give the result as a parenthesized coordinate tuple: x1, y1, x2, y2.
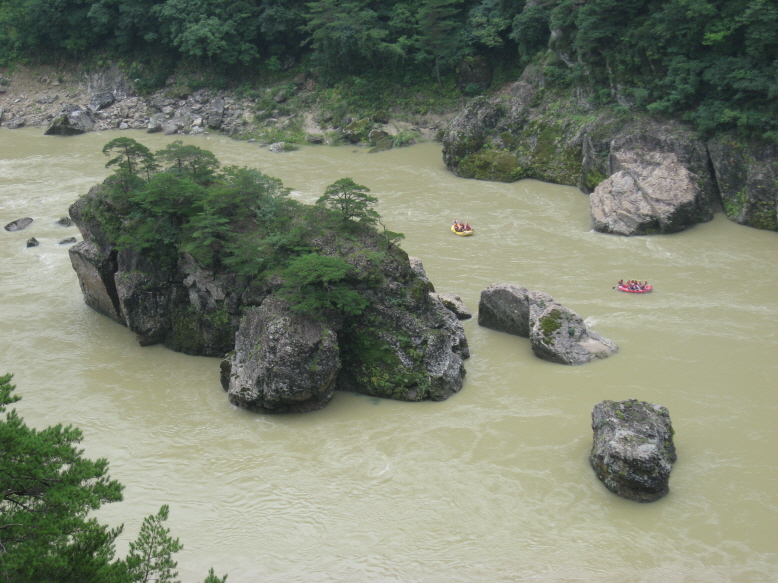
(590, 120, 717, 236)
(590, 151, 708, 236)
(478, 283, 616, 365)
(478, 283, 532, 336)
(590, 399, 677, 502)
(707, 136, 778, 231)
(223, 297, 341, 413)
(529, 303, 617, 365)
(45, 106, 95, 136)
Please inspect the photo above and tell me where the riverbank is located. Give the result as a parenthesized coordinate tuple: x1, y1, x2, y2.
(0, 64, 458, 148)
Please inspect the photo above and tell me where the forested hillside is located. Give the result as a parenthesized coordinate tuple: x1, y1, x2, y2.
(1, 0, 776, 140)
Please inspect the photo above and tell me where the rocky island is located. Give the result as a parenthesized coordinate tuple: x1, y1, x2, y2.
(68, 138, 469, 413)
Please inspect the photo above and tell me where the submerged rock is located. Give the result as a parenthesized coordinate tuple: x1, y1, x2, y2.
(590, 400, 677, 502)
(4, 217, 33, 232)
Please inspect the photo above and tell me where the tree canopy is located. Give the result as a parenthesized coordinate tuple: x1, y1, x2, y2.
(316, 177, 379, 224)
(86, 138, 399, 316)
(2, 0, 776, 139)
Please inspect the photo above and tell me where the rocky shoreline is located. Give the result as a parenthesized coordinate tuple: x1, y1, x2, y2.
(0, 65, 450, 148)
(441, 65, 778, 235)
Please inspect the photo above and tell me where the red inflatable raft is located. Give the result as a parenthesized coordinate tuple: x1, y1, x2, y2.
(617, 284, 653, 293)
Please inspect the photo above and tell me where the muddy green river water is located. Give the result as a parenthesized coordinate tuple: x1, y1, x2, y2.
(1, 127, 777, 582)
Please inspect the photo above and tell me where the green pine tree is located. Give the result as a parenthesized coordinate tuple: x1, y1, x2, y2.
(123, 505, 183, 583)
(0, 373, 125, 582)
(316, 177, 379, 224)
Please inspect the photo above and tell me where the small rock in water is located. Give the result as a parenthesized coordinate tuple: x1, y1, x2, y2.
(268, 142, 285, 153)
(26, 237, 39, 247)
(4, 217, 33, 231)
(56, 216, 73, 227)
(59, 237, 77, 245)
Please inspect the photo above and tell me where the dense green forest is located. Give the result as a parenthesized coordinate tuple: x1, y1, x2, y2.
(1, 0, 775, 140)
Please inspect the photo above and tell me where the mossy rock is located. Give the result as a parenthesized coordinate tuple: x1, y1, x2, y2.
(166, 304, 237, 356)
(538, 308, 563, 345)
(338, 328, 432, 401)
(458, 149, 522, 182)
(368, 136, 394, 153)
(342, 117, 372, 143)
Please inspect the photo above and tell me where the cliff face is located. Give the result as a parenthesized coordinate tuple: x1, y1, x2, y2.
(442, 66, 778, 235)
(69, 184, 469, 413)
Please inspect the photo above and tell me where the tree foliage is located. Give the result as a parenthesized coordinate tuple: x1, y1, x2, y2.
(86, 139, 400, 317)
(547, 0, 778, 140)
(280, 253, 368, 316)
(0, 372, 124, 582)
(123, 505, 182, 583)
(316, 177, 379, 224)
(1, 0, 776, 138)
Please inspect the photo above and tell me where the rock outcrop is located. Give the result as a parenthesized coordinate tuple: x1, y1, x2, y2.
(431, 293, 472, 320)
(441, 65, 777, 234)
(68, 184, 469, 412)
(590, 151, 711, 236)
(478, 283, 617, 365)
(707, 136, 778, 231)
(223, 297, 341, 413)
(589, 400, 677, 502)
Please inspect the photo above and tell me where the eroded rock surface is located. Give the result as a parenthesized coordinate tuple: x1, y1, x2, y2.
(591, 151, 708, 236)
(530, 303, 617, 365)
(431, 293, 472, 320)
(224, 297, 341, 413)
(708, 137, 778, 231)
(590, 400, 677, 502)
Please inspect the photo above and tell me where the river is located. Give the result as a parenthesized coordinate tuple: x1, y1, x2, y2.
(1, 127, 776, 582)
